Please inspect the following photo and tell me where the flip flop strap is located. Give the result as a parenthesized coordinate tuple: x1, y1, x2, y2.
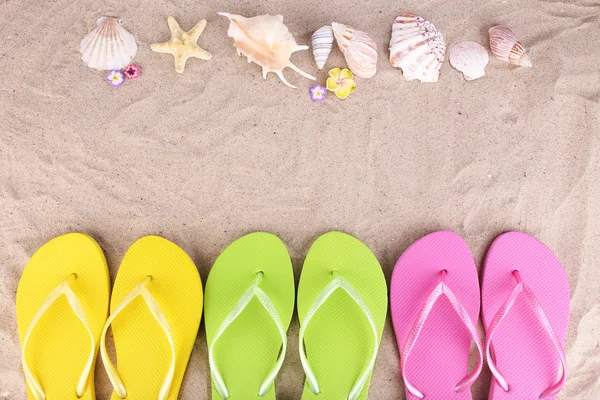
(208, 272, 287, 399)
(401, 270, 483, 399)
(299, 272, 379, 400)
(486, 270, 567, 398)
(100, 276, 176, 400)
(21, 274, 96, 400)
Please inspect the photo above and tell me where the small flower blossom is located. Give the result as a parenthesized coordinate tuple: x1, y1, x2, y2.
(326, 68, 356, 100)
(123, 64, 141, 80)
(309, 84, 326, 102)
(106, 70, 124, 87)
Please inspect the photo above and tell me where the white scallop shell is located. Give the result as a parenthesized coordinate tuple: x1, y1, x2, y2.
(331, 22, 378, 79)
(489, 25, 532, 67)
(80, 16, 137, 70)
(449, 41, 489, 81)
(389, 14, 446, 83)
(312, 26, 334, 70)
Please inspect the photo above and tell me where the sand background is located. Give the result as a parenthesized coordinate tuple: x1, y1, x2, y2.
(1, 0, 599, 398)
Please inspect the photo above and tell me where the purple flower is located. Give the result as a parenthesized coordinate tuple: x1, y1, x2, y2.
(106, 70, 124, 87)
(309, 84, 326, 102)
(123, 64, 141, 80)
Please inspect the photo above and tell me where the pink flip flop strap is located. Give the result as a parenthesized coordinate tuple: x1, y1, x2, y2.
(401, 270, 483, 399)
(485, 270, 567, 399)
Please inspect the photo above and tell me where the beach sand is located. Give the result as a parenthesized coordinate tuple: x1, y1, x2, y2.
(1, 0, 599, 398)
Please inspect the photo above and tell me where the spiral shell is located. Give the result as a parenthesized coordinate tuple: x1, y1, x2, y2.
(489, 25, 532, 68)
(219, 13, 315, 88)
(449, 41, 489, 81)
(80, 16, 137, 71)
(389, 14, 446, 83)
(331, 22, 378, 79)
(312, 26, 334, 70)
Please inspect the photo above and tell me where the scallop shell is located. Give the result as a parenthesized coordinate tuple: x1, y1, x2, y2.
(80, 16, 137, 71)
(449, 41, 489, 81)
(219, 12, 316, 88)
(489, 25, 532, 67)
(331, 22, 378, 79)
(312, 26, 334, 70)
(389, 14, 446, 83)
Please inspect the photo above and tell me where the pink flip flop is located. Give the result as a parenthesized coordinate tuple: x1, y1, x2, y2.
(482, 232, 570, 399)
(391, 231, 483, 399)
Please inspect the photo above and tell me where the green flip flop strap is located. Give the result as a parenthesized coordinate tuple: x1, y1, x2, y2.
(299, 272, 379, 400)
(208, 272, 287, 399)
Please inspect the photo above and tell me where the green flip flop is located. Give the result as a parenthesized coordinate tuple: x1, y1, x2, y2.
(298, 232, 388, 400)
(205, 232, 295, 399)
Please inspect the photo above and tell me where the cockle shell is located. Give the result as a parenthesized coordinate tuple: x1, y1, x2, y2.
(489, 25, 532, 67)
(218, 12, 316, 88)
(449, 41, 489, 81)
(80, 16, 137, 71)
(312, 25, 334, 70)
(389, 14, 446, 83)
(331, 22, 378, 79)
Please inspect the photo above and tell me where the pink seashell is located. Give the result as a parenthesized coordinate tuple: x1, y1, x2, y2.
(389, 14, 446, 83)
(332, 22, 378, 79)
(489, 25, 532, 68)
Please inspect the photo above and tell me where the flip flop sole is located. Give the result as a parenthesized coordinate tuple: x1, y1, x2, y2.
(482, 232, 570, 400)
(108, 236, 202, 400)
(205, 232, 295, 400)
(298, 231, 387, 400)
(16, 233, 110, 399)
(390, 231, 480, 399)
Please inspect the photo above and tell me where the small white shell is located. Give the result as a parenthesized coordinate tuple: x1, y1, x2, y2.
(332, 22, 378, 79)
(489, 25, 532, 68)
(449, 41, 489, 81)
(312, 26, 334, 70)
(80, 16, 137, 70)
(389, 14, 446, 83)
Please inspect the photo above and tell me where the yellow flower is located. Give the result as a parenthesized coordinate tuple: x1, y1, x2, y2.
(326, 68, 356, 100)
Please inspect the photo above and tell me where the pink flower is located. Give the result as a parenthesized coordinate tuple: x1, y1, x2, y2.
(123, 64, 141, 80)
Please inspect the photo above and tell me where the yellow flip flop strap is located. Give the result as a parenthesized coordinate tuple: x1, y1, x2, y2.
(100, 276, 176, 400)
(21, 273, 96, 400)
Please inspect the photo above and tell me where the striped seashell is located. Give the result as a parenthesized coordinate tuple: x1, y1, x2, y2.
(489, 25, 532, 68)
(331, 22, 378, 79)
(389, 14, 446, 83)
(80, 16, 137, 71)
(312, 25, 334, 70)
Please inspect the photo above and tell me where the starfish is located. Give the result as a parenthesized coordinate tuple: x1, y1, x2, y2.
(151, 16, 212, 73)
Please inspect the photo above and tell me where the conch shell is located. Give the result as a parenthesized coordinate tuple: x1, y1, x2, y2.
(331, 22, 378, 79)
(312, 25, 334, 70)
(218, 12, 316, 88)
(449, 41, 489, 81)
(80, 16, 137, 71)
(489, 25, 532, 67)
(389, 14, 446, 83)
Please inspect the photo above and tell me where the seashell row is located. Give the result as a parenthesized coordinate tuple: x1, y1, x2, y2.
(449, 41, 489, 81)
(219, 12, 316, 88)
(312, 25, 334, 70)
(80, 16, 137, 71)
(389, 14, 446, 83)
(331, 22, 378, 79)
(489, 25, 532, 68)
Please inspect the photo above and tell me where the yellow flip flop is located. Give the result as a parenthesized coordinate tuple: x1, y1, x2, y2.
(99, 236, 203, 400)
(16, 233, 110, 400)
